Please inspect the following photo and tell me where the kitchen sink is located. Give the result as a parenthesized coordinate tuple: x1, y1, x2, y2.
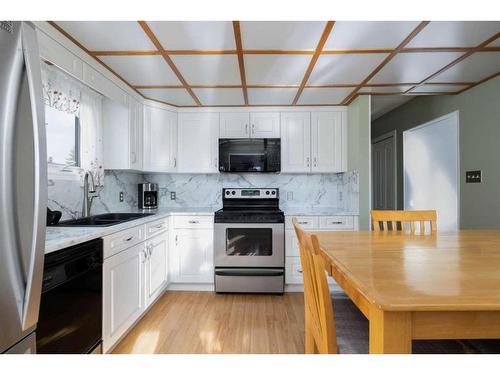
(56, 212, 155, 227)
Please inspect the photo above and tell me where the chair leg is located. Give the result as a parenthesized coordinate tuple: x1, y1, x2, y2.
(305, 312, 318, 354)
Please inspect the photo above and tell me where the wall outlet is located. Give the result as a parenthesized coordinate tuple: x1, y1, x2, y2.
(466, 170, 482, 183)
(119, 192, 124, 202)
(286, 191, 293, 201)
(170, 191, 176, 200)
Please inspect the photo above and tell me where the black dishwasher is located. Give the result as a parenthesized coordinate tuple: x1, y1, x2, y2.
(37, 239, 103, 354)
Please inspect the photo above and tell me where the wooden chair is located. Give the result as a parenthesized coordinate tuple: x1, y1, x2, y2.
(370, 210, 437, 234)
(292, 218, 338, 354)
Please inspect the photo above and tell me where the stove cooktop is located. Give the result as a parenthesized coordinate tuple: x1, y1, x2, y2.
(214, 208, 284, 224)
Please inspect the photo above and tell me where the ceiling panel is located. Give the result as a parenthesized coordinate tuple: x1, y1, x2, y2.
(297, 87, 353, 105)
(428, 52, 500, 83)
(248, 88, 297, 105)
(56, 21, 155, 51)
(411, 84, 465, 93)
(406, 21, 500, 48)
(245, 55, 311, 85)
(371, 96, 414, 120)
(99, 55, 181, 85)
(359, 85, 414, 94)
(139, 88, 196, 106)
(240, 21, 326, 49)
(147, 21, 235, 50)
(170, 55, 241, 85)
(324, 21, 420, 50)
(308, 53, 388, 84)
(193, 88, 245, 106)
(369, 52, 463, 84)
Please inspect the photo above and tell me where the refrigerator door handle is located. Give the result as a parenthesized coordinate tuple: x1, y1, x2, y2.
(19, 23, 47, 331)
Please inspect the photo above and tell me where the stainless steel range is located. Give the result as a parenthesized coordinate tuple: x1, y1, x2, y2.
(214, 188, 285, 294)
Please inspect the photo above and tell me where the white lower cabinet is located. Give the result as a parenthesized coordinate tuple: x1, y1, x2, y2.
(103, 242, 145, 353)
(171, 229, 214, 283)
(285, 215, 358, 285)
(103, 220, 169, 353)
(144, 232, 168, 307)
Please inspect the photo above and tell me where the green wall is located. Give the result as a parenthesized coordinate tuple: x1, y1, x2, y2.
(372, 76, 500, 229)
(348, 95, 371, 230)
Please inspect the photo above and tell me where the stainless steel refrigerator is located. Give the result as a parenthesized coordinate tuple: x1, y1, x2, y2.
(0, 21, 47, 354)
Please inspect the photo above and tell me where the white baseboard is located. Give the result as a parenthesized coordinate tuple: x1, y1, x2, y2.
(167, 283, 215, 291)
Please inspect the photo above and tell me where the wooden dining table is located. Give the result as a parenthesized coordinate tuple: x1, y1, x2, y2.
(313, 230, 500, 354)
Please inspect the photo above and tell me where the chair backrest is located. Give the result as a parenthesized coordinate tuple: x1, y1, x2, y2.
(370, 210, 437, 234)
(292, 218, 337, 354)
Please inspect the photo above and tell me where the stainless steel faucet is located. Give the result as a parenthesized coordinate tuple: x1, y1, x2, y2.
(82, 171, 97, 217)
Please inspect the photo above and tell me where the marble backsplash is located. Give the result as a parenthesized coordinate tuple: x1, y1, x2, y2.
(48, 170, 359, 220)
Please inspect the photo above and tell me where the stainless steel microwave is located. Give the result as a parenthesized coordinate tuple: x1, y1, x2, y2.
(218, 138, 281, 173)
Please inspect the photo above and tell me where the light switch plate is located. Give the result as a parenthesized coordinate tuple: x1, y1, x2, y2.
(466, 170, 482, 183)
(286, 191, 293, 201)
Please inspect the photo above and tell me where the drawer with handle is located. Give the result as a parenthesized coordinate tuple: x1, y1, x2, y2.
(285, 216, 318, 230)
(174, 215, 214, 229)
(103, 225, 145, 258)
(319, 216, 354, 230)
(146, 218, 168, 238)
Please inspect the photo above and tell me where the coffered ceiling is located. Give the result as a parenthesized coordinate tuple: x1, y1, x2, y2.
(51, 21, 500, 107)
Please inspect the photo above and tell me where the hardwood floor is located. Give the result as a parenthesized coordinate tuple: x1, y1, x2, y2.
(112, 291, 305, 354)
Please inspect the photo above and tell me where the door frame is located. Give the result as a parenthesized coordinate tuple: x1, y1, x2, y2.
(402, 110, 460, 228)
(371, 130, 397, 209)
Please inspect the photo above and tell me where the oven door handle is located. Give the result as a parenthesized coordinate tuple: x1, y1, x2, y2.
(215, 269, 284, 277)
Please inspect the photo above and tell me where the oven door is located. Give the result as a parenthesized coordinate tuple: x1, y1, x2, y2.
(214, 223, 284, 268)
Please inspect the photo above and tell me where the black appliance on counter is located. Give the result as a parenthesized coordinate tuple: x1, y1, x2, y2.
(218, 138, 280, 173)
(37, 239, 103, 354)
(214, 188, 285, 294)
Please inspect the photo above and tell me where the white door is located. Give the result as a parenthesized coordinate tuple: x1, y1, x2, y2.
(144, 106, 177, 172)
(311, 111, 344, 172)
(219, 112, 250, 138)
(129, 98, 143, 170)
(145, 233, 168, 307)
(103, 243, 145, 353)
(172, 229, 213, 283)
(250, 112, 280, 138)
(178, 113, 219, 173)
(404, 111, 459, 230)
(372, 133, 396, 210)
(280, 112, 311, 173)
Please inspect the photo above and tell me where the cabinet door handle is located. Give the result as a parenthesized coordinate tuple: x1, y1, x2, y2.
(173, 157, 177, 168)
(188, 220, 199, 224)
(245, 124, 249, 135)
(297, 269, 303, 274)
(124, 236, 134, 242)
(330, 221, 343, 225)
(175, 235, 178, 246)
(306, 157, 310, 167)
(298, 221, 309, 225)
(154, 224, 164, 229)
(142, 248, 148, 262)
(149, 246, 153, 257)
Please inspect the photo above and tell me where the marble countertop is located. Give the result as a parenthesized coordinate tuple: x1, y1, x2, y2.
(283, 207, 359, 216)
(45, 207, 219, 255)
(45, 206, 358, 255)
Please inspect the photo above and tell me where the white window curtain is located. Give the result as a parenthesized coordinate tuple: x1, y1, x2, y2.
(41, 62, 105, 186)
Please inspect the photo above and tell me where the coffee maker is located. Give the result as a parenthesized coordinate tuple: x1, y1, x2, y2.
(138, 183, 158, 209)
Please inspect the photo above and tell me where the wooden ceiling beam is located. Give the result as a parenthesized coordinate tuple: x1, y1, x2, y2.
(292, 21, 335, 105)
(405, 31, 500, 94)
(340, 21, 430, 105)
(232, 21, 249, 105)
(138, 21, 202, 106)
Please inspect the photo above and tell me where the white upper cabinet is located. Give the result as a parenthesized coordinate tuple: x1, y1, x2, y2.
(83, 63, 128, 107)
(103, 96, 144, 171)
(37, 30, 83, 80)
(143, 106, 177, 173)
(311, 111, 347, 173)
(220, 112, 280, 138)
(178, 113, 219, 173)
(280, 112, 311, 173)
(250, 112, 280, 138)
(220, 112, 250, 138)
(281, 111, 347, 173)
(129, 98, 143, 171)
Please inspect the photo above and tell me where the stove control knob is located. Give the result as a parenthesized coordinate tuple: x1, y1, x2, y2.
(231, 190, 236, 195)
(225, 190, 230, 195)
(265, 190, 270, 195)
(271, 190, 276, 195)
